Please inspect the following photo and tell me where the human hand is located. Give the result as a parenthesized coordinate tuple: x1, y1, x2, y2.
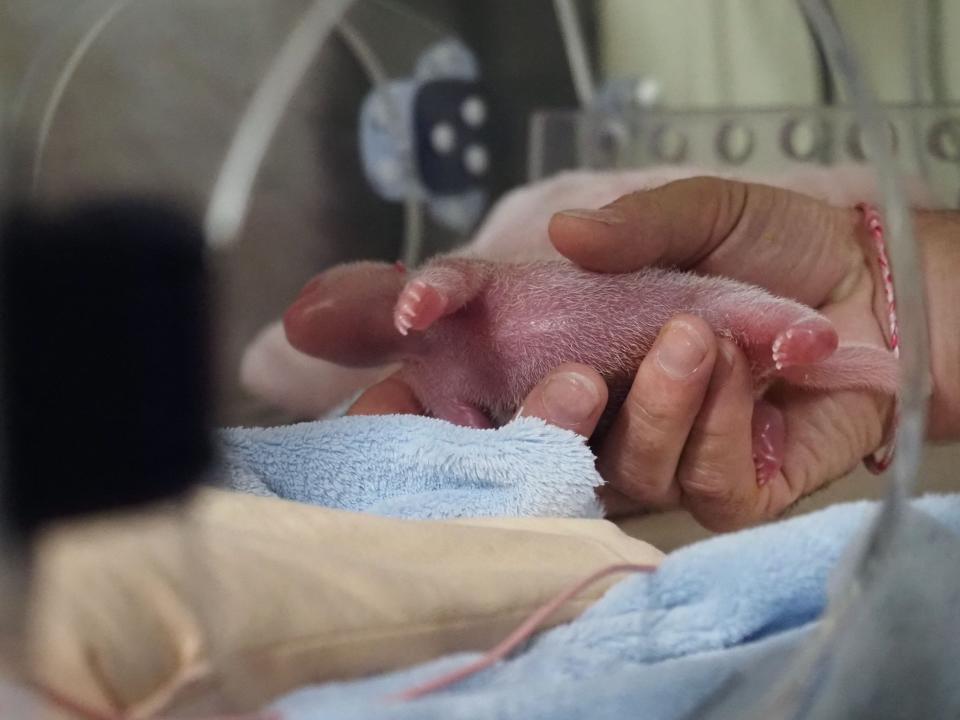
(549, 177, 896, 530)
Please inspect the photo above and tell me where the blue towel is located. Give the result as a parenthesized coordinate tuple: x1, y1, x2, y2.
(219, 415, 603, 519)
(270, 494, 960, 720)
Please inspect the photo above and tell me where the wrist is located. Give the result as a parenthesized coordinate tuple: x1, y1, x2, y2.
(914, 210, 960, 441)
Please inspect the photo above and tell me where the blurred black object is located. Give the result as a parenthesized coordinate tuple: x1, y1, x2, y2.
(0, 199, 212, 538)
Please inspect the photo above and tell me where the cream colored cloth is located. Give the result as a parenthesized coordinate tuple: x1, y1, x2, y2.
(25, 489, 662, 717)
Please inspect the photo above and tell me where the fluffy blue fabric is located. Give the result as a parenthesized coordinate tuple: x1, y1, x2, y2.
(219, 415, 603, 519)
(270, 494, 960, 720)
(218, 414, 960, 717)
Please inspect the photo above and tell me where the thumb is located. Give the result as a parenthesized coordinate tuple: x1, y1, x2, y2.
(516, 363, 608, 438)
(548, 176, 861, 307)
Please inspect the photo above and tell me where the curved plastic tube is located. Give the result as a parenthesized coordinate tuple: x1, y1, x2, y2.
(204, 0, 355, 249)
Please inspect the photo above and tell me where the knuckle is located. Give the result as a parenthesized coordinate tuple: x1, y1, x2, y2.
(707, 177, 750, 243)
(623, 376, 703, 435)
(690, 505, 751, 533)
(628, 396, 681, 434)
(678, 457, 758, 532)
(690, 420, 738, 455)
(678, 458, 731, 503)
(599, 451, 676, 508)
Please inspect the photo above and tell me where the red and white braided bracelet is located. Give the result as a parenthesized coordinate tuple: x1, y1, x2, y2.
(856, 202, 899, 474)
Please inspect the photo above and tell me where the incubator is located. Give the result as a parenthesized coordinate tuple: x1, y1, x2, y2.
(0, 0, 957, 717)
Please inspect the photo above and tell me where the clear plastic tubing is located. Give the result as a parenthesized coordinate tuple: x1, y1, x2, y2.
(800, 0, 930, 579)
(9, 0, 138, 195)
(337, 16, 425, 267)
(744, 2, 933, 717)
(204, 0, 356, 249)
(553, 0, 596, 108)
(204, 0, 426, 266)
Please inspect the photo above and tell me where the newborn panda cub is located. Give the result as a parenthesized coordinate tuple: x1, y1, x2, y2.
(283, 256, 898, 480)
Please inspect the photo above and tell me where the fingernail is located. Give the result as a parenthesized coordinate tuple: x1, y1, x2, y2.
(656, 321, 709, 379)
(541, 371, 601, 426)
(718, 339, 737, 368)
(557, 208, 624, 225)
(713, 339, 738, 381)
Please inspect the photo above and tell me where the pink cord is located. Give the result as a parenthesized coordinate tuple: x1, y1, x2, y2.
(391, 562, 657, 702)
(856, 202, 899, 474)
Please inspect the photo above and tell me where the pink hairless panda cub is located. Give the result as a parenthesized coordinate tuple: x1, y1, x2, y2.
(283, 254, 899, 483)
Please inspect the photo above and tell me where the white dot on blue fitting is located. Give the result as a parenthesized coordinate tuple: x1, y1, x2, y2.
(460, 96, 487, 127)
(430, 122, 457, 155)
(376, 158, 402, 185)
(463, 144, 489, 176)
